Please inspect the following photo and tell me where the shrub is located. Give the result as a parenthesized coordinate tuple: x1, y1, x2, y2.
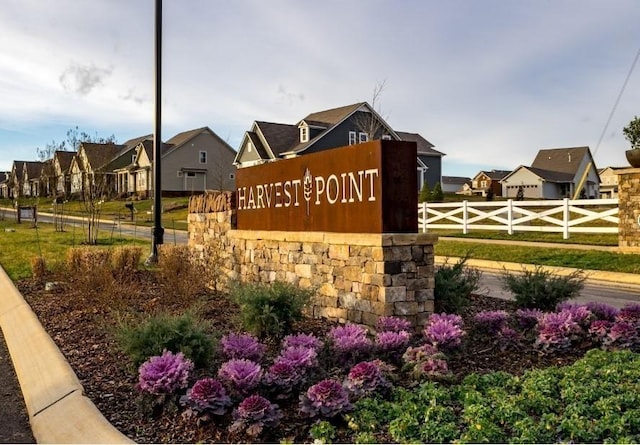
(299, 379, 352, 419)
(157, 245, 207, 303)
(418, 182, 431, 203)
(220, 332, 266, 362)
(180, 377, 232, 416)
(585, 301, 619, 321)
(64, 247, 114, 295)
(137, 350, 193, 395)
(30, 256, 47, 281)
(344, 361, 390, 399)
(501, 266, 585, 311)
(218, 359, 263, 396)
(111, 246, 142, 274)
(434, 256, 481, 313)
(115, 311, 214, 368)
(230, 281, 313, 338)
(309, 420, 337, 444)
(229, 395, 282, 438)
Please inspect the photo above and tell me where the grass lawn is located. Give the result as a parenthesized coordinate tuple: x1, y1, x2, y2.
(0, 218, 149, 280)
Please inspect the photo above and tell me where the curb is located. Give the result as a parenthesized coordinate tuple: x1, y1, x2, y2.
(435, 255, 640, 289)
(0, 265, 133, 444)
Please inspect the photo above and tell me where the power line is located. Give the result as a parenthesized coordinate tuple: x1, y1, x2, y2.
(592, 44, 640, 157)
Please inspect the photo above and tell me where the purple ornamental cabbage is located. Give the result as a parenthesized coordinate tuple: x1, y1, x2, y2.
(137, 350, 193, 395)
(562, 305, 593, 328)
(424, 318, 465, 349)
(276, 346, 318, 369)
(328, 324, 373, 357)
(616, 303, 640, 326)
(514, 308, 543, 330)
(473, 310, 510, 335)
(220, 332, 266, 362)
(282, 333, 323, 352)
(376, 316, 413, 333)
(535, 310, 581, 352)
(264, 361, 307, 398)
(218, 359, 263, 395)
(496, 326, 521, 350)
(344, 361, 390, 399)
(299, 379, 353, 419)
(180, 377, 231, 415)
(585, 301, 619, 322)
(415, 357, 449, 378)
(375, 330, 411, 354)
(402, 343, 440, 364)
(589, 320, 613, 344)
(229, 395, 282, 437)
(606, 321, 639, 349)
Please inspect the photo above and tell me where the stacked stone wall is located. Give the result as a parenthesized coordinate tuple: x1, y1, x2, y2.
(188, 211, 437, 328)
(618, 168, 640, 253)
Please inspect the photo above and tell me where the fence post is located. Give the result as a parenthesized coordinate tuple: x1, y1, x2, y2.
(462, 200, 468, 234)
(507, 199, 513, 235)
(563, 198, 570, 239)
(421, 201, 427, 233)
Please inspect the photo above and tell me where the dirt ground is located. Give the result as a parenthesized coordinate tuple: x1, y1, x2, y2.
(0, 329, 35, 444)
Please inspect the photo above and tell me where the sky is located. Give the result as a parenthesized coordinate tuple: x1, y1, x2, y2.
(1, 0, 640, 178)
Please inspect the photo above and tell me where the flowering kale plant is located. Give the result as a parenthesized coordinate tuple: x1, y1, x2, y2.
(585, 301, 619, 322)
(282, 333, 323, 352)
(559, 304, 593, 328)
(535, 310, 581, 353)
(606, 321, 640, 350)
(376, 316, 413, 333)
(263, 361, 307, 398)
(229, 394, 282, 438)
(218, 359, 263, 396)
(473, 310, 510, 335)
(299, 379, 353, 419)
(588, 320, 613, 344)
(617, 303, 640, 326)
(137, 350, 193, 395)
(328, 324, 372, 363)
(220, 332, 266, 362)
(344, 361, 390, 399)
(423, 313, 465, 349)
(402, 343, 449, 380)
(402, 343, 440, 364)
(276, 345, 318, 369)
(180, 377, 231, 416)
(375, 330, 411, 356)
(514, 308, 543, 331)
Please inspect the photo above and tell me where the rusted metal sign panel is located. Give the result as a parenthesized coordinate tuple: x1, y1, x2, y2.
(235, 140, 417, 233)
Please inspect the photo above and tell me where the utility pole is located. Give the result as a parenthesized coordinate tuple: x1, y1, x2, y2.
(148, 0, 164, 263)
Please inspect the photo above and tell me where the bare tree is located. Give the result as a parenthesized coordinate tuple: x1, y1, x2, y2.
(352, 80, 390, 140)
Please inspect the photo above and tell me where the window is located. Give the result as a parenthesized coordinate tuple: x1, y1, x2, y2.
(348, 131, 357, 145)
(229, 173, 235, 179)
(132, 154, 137, 163)
(186, 171, 196, 177)
(300, 126, 309, 143)
(247, 142, 252, 152)
(199, 151, 207, 164)
(381, 134, 391, 140)
(359, 132, 368, 143)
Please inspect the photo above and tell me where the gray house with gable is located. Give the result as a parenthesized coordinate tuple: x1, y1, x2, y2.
(233, 102, 445, 191)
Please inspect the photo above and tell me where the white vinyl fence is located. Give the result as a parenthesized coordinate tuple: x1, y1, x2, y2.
(418, 198, 619, 239)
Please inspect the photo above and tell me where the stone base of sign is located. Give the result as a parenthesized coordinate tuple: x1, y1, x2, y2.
(188, 211, 437, 328)
(617, 168, 640, 253)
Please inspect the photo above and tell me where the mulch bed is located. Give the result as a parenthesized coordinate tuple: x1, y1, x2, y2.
(18, 273, 587, 444)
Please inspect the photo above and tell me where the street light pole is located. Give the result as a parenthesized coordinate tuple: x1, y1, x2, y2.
(148, 0, 164, 263)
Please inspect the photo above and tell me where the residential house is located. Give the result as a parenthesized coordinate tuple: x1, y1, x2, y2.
(441, 176, 471, 194)
(233, 102, 445, 191)
(69, 142, 122, 197)
(8, 161, 26, 199)
(115, 127, 236, 198)
(469, 170, 511, 197)
(50, 150, 76, 197)
(22, 161, 45, 197)
(500, 146, 599, 199)
(0, 172, 10, 198)
(598, 166, 626, 199)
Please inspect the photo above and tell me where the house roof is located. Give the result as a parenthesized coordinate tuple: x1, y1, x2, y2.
(255, 121, 299, 157)
(12, 161, 29, 181)
(531, 146, 592, 176)
(24, 161, 44, 180)
(0, 172, 9, 183)
(396, 132, 444, 156)
(54, 150, 76, 173)
(81, 142, 122, 170)
(509, 166, 574, 183)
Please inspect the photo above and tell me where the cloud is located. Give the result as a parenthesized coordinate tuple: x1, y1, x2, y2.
(59, 63, 113, 95)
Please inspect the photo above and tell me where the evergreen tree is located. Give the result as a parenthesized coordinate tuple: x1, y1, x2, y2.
(516, 185, 524, 201)
(431, 182, 444, 202)
(486, 187, 494, 201)
(418, 182, 431, 203)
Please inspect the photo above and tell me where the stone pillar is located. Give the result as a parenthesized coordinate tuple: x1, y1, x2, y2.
(617, 168, 640, 253)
